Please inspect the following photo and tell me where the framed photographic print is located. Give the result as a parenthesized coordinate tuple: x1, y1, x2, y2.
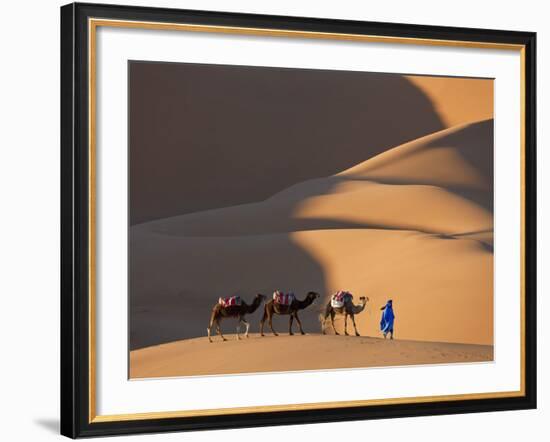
(60, 2, 537, 438)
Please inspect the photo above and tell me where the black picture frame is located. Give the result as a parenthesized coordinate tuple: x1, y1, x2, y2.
(61, 2, 537, 438)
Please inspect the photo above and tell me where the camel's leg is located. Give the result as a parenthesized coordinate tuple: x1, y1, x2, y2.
(351, 314, 360, 336)
(207, 311, 217, 343)
(344, 313, 349, 336)
(241, 318, 251, 338)
(268, 310, 278, 336)
(330, 310, 339, 335)
(216, 319, 227, 342)
(260, 309, 267, 337)
(236, 317, 241, 340)
(294, 312, 305, 335)
(321, 305, 331, 334)
(289, 314, 294, 336)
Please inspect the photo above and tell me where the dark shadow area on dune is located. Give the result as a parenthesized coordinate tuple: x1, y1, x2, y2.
(129, 233, 328, 350)
(130, 61, 445, 225)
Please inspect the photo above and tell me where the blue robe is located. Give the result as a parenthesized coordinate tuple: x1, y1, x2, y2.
(380, 303, 395, 333)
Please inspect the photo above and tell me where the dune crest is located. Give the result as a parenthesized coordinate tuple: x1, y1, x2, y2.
(405, 75, 493, 128)
(337, 119, 493, 190)
(131, 334, 493, 378)
(135, 120, 493, 239)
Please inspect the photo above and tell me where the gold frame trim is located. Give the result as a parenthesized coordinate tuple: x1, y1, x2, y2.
(88, 18, 527, 424)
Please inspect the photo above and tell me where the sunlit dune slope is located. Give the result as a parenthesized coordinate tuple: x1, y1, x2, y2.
(405, 76, 493, 127)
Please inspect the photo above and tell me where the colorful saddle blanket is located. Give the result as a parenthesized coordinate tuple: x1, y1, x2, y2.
(273, 291, 295, 306)
(331, 291, 352, 308)
(218, 295, 242, 307)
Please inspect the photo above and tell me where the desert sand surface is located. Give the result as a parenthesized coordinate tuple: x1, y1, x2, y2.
(130, 119, 494, 353)
(130, 334, 493, 378)
(129, 73, 494, 378)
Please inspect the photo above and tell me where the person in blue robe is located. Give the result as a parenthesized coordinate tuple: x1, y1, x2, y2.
(380, 299, 395, 339)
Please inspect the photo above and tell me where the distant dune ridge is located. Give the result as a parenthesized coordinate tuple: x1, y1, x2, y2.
(405, 75, 494, 127)
(137, 120, 493, 239)
(129, 72, 494, 376)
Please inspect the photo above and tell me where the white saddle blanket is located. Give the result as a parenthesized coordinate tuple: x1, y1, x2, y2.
(331, 291, 352, 308)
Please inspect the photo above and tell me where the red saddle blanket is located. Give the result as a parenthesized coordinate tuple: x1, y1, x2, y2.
(218, 296, 242, 307)
(273, 291, 295, 305)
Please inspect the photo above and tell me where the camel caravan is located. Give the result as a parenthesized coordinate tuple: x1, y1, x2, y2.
(207, 289, 373, 343)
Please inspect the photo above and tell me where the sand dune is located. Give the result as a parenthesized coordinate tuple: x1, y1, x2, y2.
(130, 67, 450, 224)
(405, 76, 493, 127)
(130, 119, 494, 354)
(131, 64, 493, 225)
(130, 334, 493, 378)
(337, 119, 492, 190)
(294, 229, 493, 343)
(134, 120, 493, 238)
(131, 227, 492, 351)
(133, 183, 490, 238)
(136, 181, 490, 237)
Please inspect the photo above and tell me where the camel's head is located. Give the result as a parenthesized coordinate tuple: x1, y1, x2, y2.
(359, 296, 369, 303)
(307, 291, 321, 302)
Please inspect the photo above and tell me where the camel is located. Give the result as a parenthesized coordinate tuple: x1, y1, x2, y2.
(321, 294, 369, 336)
(259, 291, 320, 336)
(207, 294, 266, 343)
